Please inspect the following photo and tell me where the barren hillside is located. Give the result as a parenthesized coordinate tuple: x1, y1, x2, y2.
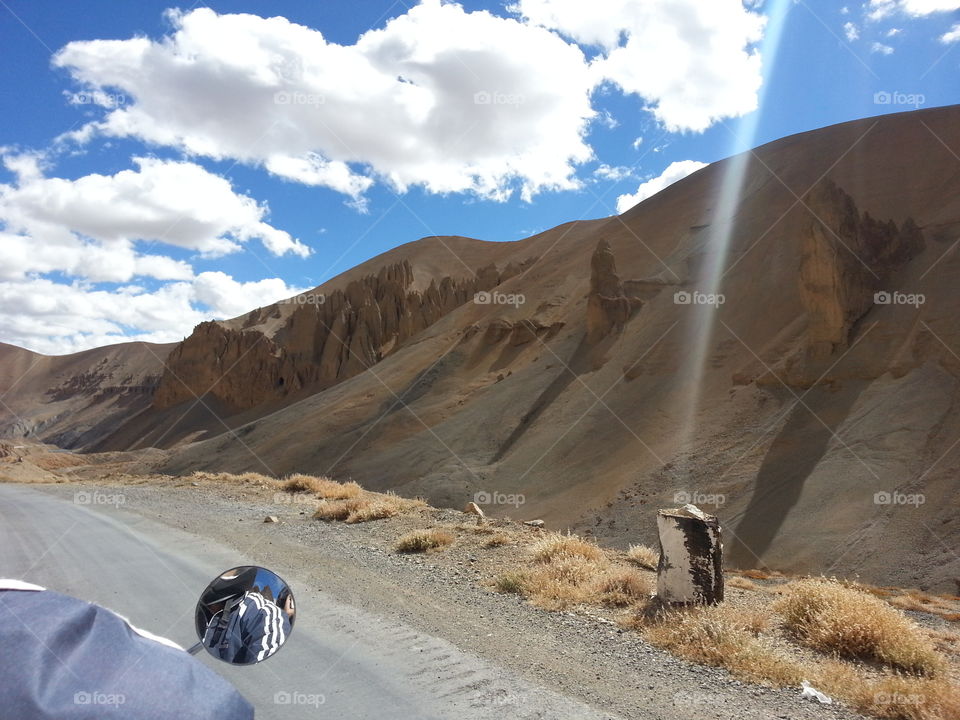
(3, 105, 959, 591)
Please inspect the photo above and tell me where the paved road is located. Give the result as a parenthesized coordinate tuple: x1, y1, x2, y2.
(0, 484, 617, 719)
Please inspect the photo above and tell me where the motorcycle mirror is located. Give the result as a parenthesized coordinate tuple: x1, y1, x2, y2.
(187, 565, 296, 665)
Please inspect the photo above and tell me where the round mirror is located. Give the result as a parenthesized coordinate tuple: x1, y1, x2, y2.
(194, 566, 296, 665)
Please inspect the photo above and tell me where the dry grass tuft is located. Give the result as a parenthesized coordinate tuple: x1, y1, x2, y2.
(514, 553, 600, 610)
(774, 578, 946, 676)
(313, 492, 425, 524)
(313, 498, 358, 521)
(191, 470, 275, 486)
(482, 532, 513, 548)
(625, 544, 659, 570)
(531, 532, 606, 564)
(395, 528, 455, 553)
(727, 576, 764, 592)
(594, 568, 654, 607)
(494, 572, 526, 594)
(640, 603, 804, 686)
(280, 473, 362, 499)
(814, 661, 960, 720)
(346, 493, 425, 523)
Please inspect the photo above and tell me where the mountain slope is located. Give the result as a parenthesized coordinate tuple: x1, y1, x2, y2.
(4, 105, 960, 591)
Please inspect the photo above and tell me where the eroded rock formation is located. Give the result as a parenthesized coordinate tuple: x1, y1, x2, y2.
(586, 240, 641, 342)
(154, 258, 529, 411)
(799, 181, 924, 361)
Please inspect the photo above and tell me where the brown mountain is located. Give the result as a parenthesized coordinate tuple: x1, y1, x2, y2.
(3, 105, 959, 591)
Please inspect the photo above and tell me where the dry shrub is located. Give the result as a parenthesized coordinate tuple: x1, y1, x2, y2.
(594, 568, 653, 607)
(517, 553, 600, 610)
(642, 603, 804, 686)
(313, 492, 425, 524)
(346, 493, 425, 523)
(192, 470, 275, 486)
(496, 532, 610, 610)
(313, 498, 359, 521)
(625, 544, 659, 570)
(281, 474, 362, 499)
(494, 573, 526, 594)
(814, 661, 960, 720)
(395, 528, 454, 553)
(482, 532, 513, 548)
(775, 578, 945, 676)
(727, 576, 764, 592)
(891, 595, 937, 614)
(531, 532, 606, 564)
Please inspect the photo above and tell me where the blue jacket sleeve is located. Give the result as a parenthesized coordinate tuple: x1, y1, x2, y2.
(0, 587, 254, 720)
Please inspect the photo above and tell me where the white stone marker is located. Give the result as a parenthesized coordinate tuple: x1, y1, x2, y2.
(656, 503, 724, 605)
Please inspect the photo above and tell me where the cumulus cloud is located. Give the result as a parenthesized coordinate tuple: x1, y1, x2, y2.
(0, 273, 304, 355)
(871, 41, 895, 53)
(512, 0, 766, 132)
(867, 0, 960, 20)
(616, 160, 707, 213)
(0, 154, 308, 354)
(0, 155, 310, 273)
(942, 23, 960, 42)
(53, 2, 597, 203)
(593, 164, 634, 181)
(844, 22, 861, 41)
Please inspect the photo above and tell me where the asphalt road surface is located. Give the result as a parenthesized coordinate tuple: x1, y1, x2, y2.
(0, 484, 618, 719)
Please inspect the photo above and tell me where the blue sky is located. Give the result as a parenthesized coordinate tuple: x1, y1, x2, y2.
(0, 0, 957, 354)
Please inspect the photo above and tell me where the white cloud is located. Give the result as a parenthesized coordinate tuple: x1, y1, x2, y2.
(54, 3, 598, 203)
(512, 0, 766, 132)
(631, 137, 644, 150)
(941, 23, 960, 42)
(0, 155, 310, 275)
(886, 27, 902, 36)
(871, 41, 895, 53)
(616, 159, 707, 213)
(593, 164, 634, 181)
(844, 22, 861, 41)
(867, 0, 960, 20)
(0, 154, 308, 354)
(0, 273, 304, 355)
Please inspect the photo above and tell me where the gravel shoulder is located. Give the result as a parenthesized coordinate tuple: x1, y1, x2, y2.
(22, 475, 867, 720)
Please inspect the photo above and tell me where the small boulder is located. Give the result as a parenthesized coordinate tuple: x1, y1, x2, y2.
(263, 515, 279, 524)
(463, 502, 485, 518)
(523, 519, 545, 528)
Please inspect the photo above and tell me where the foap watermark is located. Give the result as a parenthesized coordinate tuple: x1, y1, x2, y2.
(473, 90, 524, 107)
(674, 290, 725, 308)
(474, 490, 525, 508)
(272, 492, 316, 507)
(281, 293, 326, 306)
(274, 691, 326, 707)
(474, 290, 525, 308)
(274, 91, 325, 107)
(873, 90, 925, 108)
(69, 90, 126, 108)
(874, 491, 925, 507)
(874, 290, 924, 308)
(874, 692, 925, 707)
(674, 490, 726, 507)
(74, 490, 125, 507)
(74, 691, 125, 708)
